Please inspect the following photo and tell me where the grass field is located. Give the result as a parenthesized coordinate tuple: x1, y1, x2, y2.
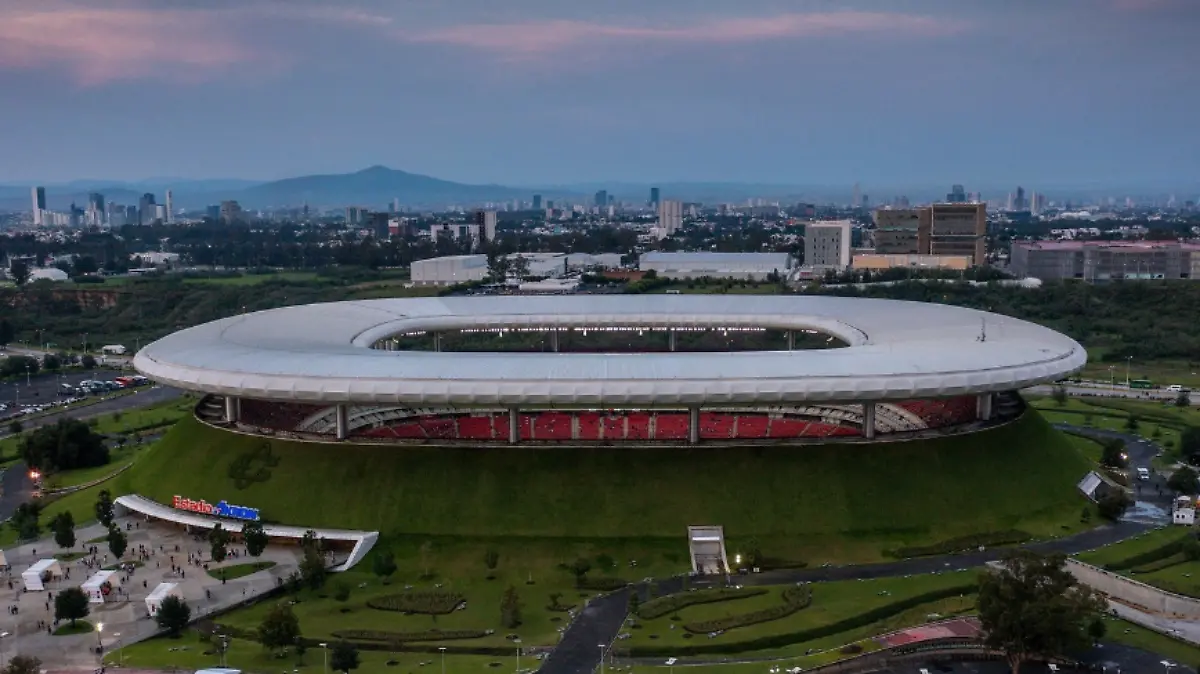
(117, 411, 1094, 563)
(1080, 360, 1200, 390)
(1028, 396, 1192, 460)
(1075, 527, 1184, 568)
(181, 271, 322, 286)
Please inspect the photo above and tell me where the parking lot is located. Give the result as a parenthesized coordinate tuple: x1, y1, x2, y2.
(0, 368, 132, 411)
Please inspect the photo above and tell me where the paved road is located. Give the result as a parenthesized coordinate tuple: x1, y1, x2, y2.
(1027, 383, 1198, 406)
(540, 589, 633, 674)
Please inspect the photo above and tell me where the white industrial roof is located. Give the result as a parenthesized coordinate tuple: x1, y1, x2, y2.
(641, 252, 791, 263)
(133, 295, 1085, 405)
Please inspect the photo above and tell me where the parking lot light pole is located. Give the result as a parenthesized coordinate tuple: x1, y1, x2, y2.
(319, 642, 328, 674)
(440, 646, 447, 674)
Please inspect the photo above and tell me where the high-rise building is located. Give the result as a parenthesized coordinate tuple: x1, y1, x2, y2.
(872, 209, 926, 255)
(657, 199, 683, 235)
(928, 203, 986, 264)
(31, 186, 46, 225)
(594, 190, 608, 209)
(805, 220, 852, 269)
(650, 187, 660, 207)
(1014, 186, 1027, 211)
(138, 192, 157, 225)
(473, 209, 498, 243)
(219, 200, 243, 224)
(852, 183, 862, 209)
(206, 205, 220, 221)
(532, 194, 542, 210)
(165, 190, 174, 224)
(946, 185, 967, 203)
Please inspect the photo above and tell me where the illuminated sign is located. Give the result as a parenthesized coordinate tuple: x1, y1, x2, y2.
(172, 495, 260, 521)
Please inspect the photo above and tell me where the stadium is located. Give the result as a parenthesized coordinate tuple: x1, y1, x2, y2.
(132, 295, 1086, 445)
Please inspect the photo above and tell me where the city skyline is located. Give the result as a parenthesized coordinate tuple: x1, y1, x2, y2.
(1, 0, 1197, 185)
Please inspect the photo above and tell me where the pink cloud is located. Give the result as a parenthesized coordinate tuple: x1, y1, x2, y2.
(1109, 0, 1183, 9)
(0, 4, 259, 85)
(407, 12, 971, 58)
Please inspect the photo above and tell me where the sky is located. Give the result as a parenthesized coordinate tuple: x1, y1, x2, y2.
(0, 0, 1198, 189)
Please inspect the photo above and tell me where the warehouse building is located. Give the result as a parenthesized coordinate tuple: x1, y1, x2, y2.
(639, 252, 792, 280)
(1010, 240, 1200, 281)
(411, 253, 621, 286)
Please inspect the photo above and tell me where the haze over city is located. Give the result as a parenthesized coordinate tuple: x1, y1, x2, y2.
(1, 0, 1198, 189)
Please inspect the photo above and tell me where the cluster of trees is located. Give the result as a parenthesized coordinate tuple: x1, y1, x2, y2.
(19, 418, 109, 473)
(258, 602, 359, 671)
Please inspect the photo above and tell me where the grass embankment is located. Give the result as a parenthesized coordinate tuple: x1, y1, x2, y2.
(1073, 527, 1200, 598)
(120, 411, 1093, 563)
(1029, 396, 1200, 466)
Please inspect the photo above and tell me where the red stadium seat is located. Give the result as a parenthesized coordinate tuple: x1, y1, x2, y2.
(735, 415, 770, 438)
(457, 415, 495, 440)
(533, 412, 573, 440)
(577, 412, 602, 440)
(699, 413, 736, 440)
(626, 413, 652, 440)
(654, 413, 689, 440)
(601, 414, 625, 440)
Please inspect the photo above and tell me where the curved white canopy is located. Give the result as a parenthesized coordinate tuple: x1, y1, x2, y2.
(133, 295, 1085, 405)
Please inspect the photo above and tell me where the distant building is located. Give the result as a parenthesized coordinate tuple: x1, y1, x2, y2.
(205, 205, 220, 221)
(657, 199, 683, 236)
(219, 200, 243, 224)
(946, 184, 967, 203)
(411, 252, 620, 286)
(805, 220, 852, 270)
(532, 194, 542, 210)
(594, 190, 608, 208)
(872, 204, 986, 266)
(165, 190, 174, 224)
(1010, 240, 1200, 281)
(31, 186, 46, 225)
(346, 206, 366, 225)
(367, 212, 390, 240)
(639, 252, 791, 281)
(473, 209, 498, 243)
(138, 192, 157, 225)
(873, 209, 925, 255)
(650, 187, 660, 207)
(851, 254, 972, 272)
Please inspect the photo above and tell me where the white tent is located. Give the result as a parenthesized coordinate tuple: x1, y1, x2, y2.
(21, 559, 63, 592)
(81, 570, 120, 604)
(146, 582, 181, 616)
(0, 550, 8, 569)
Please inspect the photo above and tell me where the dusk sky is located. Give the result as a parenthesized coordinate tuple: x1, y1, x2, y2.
(1, 0, 1197, 188)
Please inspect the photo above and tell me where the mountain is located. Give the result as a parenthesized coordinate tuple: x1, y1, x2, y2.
(234, 165, 529, 208)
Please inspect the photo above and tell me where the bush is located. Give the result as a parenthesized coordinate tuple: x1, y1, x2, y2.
(627, 584, 974, 657)
(887, 531, 1031, 558)
(639, 587, 767, 620)
(576, 577, 628, 592)
(683, 586, 812, 634)
(332, 629, 488, 642)
(1103, 536, 1190, 571)
(367, 591, 465, 614)
(1131, 551, 1189, 574)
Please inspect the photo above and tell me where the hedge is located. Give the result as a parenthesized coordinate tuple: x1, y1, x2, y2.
(332, 629, 489, 642)
(577, 577, 629, 592)
(887, 531, 1031, 559)
(627, 584, 974, 657)
(1104, 536, 1189, 571)
(639, 587, 767, 620)
(1131, 551, 1189, 574)
(683, 586, 812, 634)
(367, 590, 466, 614)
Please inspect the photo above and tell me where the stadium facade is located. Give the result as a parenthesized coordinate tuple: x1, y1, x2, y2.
(134, 295, 1085, 445)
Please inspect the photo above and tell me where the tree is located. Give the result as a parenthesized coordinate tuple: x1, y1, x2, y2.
(9, 503, 40, 541)
(0, 318, 14, 346)
(508, 254, 531, 278)
(570, 557, 591, 583)
(7, 419, 21, 436)
(54, 587, 90, 626)
(9, 260, 29, 286)
(1183, 427, 1200, 465)
(1178, 392, 1192, 408)
(486, 249, 510, 282)
(1051, 385, 1068, 406)
(41, 354, 61, 371)
(372, 549, 397, 583)
(1125, 415, 1140, 432)
(209, 523, 230, 563)
(94, 490, 115, 528)
(333, 581, 351, 602)
(500, 585, 522, 628)
(51, 511, 75, 550)
(81, 353, 97, 370)
(1097, 491, 1132, 521)
(19, 418, 109, 473)
(107, 523, 128, 559)
(628, 591, 640, 616)
(294, 638, 308, 665)
(258, 602, 301, 655)
(155, 595, 191, 637)
(1088, 617, 1107, 643)
(1099, 439, 1126, 468)
(484, 548, 500, 572)
(1169, 466, 1200, 495)
(242, 520, 268, 557)
(978, 551, 1106, 674)
(2, 655, 42, 674)
(330, 640, 361, 673)
(300, 530, 327, 590)
(73, 255, 99, 275)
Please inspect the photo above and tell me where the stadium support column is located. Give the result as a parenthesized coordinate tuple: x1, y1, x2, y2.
(433, 332, 442, 353)
(224, 396, 240, 423)
(509, 407, 520, 444)
(550, 330, 559, 353)
(688, 406, 700, 445)
(786, 330, 795, 351)
(669, 329, 676, 352)
(977, 393, 993, 422)
(335, 404, 349, 440)
(862, 402, 876, 439)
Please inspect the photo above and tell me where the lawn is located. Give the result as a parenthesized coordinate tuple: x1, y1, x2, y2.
(107, 633, 517, 673)
(120, 411, 1095, 564)
(208, 561, 278, 581)
(182, 271, 322, 286)
(1100, 616, 1200, 667)
(42, 440, 149, 490)
(54, 620, 95, 635)
(1029, 396, 1186, 456)
(624, 572, 975, 653)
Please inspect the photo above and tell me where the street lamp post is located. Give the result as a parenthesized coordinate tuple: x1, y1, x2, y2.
(96, 622, 104, 662)
(320, 642, 328, 674)
(1126, 356, 1132, 388)
(113, 632, 122, 666)
(0, 631, 9, 667)
(440, 646, 447, 674)
(598, 643, 606, 674)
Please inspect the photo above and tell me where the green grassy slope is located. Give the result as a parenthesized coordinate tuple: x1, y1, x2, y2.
(124, 411, 1090, 545)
